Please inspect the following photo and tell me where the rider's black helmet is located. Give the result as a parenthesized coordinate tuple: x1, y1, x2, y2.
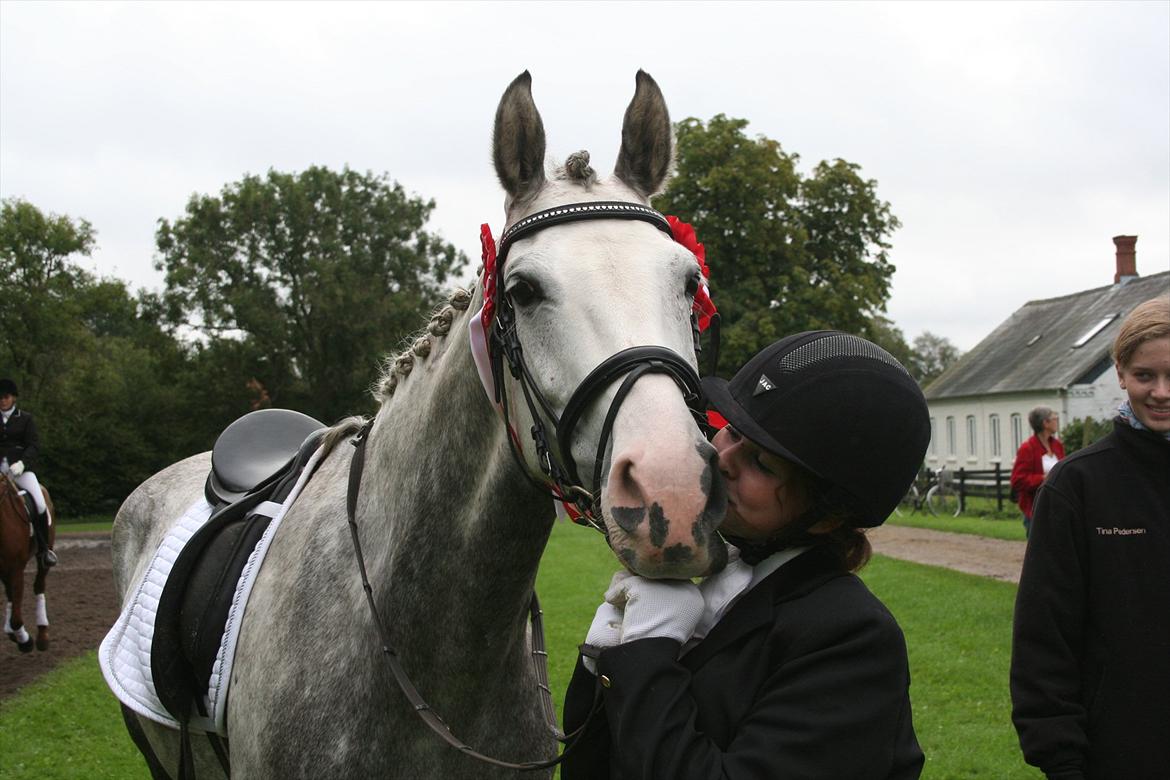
(0, 378, 17, 396)
(702, 331, 929, 528)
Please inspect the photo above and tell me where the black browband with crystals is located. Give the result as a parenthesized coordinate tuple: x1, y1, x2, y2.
(497, 201, 674, 261)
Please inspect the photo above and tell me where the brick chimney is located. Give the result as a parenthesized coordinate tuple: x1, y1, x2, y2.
(1113, 235, 1138, 283)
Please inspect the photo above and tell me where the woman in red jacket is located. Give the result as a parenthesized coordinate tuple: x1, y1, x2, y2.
(1010, 406, 1065, 538)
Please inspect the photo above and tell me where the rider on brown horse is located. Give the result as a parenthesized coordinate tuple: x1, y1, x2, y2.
(0, 378, 56, 567)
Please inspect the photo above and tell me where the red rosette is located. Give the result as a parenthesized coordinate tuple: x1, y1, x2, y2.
(480, 223, 498, 329)
(666, 215, 717, 331)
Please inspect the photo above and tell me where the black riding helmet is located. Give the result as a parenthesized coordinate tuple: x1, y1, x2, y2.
(0, 378, 17, 396)
(702, 331, 930, 528)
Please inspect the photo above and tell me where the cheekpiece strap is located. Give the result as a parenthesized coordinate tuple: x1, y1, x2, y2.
(497, 201, 673, 262)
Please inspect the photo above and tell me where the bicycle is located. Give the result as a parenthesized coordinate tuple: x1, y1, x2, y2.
(925, 469, 959, 517)
(894, 468, 960, 518)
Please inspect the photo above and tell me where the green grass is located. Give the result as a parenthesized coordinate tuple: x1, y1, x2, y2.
(888, 494, 1027, 542)
(887, 511, 1027, 542)
(861, 557, 1037, 778)
(56, 521, 115, 534)
(55, 513, 115, 534)
(1, 521, 1038, 779)
(0, 652, 144, 778)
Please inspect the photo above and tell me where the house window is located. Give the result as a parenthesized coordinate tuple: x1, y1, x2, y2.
(946, 416, 956, 456)
(966, 415, 977, 456)
(929, 417, 937, 455)
(1073, 314, 1118, 348)
(1011, 413, 1024, 452)
(989, 414, 1001, 458)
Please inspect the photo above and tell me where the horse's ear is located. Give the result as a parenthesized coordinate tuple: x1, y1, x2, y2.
(614, 70, 673, 199)
(493, 71, 547, 206)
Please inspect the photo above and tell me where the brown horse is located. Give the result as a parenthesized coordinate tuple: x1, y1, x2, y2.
(1, 473, 55, 653)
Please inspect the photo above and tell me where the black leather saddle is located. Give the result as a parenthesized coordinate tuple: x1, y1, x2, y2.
(152, 408, 326, 760)
(205, 408, 326, 506)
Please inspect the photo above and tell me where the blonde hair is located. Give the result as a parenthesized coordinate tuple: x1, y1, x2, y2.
(1113, 296, 1170, 369)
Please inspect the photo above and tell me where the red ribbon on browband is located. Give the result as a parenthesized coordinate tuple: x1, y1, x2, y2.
(665, 215, 717, 331)
(479, 223, 499, 332)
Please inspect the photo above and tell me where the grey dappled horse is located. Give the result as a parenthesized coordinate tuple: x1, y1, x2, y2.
(110, 70, 726, 778)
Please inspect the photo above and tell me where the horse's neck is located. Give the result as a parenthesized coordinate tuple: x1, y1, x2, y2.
(364, 299, 554, 642)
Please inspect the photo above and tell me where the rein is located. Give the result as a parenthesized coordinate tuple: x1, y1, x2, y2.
(345, 420, 601, 772)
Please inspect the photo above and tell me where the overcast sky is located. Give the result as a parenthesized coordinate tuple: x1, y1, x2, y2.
(2, 1, 1167, 351)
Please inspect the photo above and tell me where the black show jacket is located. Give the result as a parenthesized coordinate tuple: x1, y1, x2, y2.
(563, 545, 924, 780)
(0, 408, 40, 470)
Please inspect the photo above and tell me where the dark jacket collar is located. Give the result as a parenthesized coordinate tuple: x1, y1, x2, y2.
(1112, 417, 1170, 468)
(683, 545, 848, 670)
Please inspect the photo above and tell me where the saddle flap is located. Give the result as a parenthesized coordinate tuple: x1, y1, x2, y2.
(208, 409, 325, 503)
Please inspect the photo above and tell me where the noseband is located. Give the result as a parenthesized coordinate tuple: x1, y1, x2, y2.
(486, 201, 714, 530)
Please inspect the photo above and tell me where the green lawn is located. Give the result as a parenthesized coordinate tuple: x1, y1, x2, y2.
(888, 495, 1027, 542)
(0, 652, 143, 778)
(54, 513, 116, 534)
(2, 520, 1038, 779)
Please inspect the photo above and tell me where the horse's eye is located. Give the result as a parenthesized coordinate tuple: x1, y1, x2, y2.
(684, 273, 700, 299)
(507, 278, 541, 308)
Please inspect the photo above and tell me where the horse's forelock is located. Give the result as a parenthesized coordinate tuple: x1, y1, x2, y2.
(553, 150, 598, 186)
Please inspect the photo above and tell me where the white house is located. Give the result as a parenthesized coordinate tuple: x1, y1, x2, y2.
(923, 235, 1168, 473)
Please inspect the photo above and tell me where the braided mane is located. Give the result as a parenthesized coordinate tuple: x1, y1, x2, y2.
(373, 284, 476, 403)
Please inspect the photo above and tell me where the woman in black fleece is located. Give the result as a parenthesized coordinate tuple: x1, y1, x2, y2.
(1011, 295, 1170, 780)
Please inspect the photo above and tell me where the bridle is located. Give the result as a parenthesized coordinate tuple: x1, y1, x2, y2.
(343, 200, 718, 771)
(486, 201, 716, 530)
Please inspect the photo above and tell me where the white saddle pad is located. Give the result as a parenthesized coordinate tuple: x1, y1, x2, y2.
(99, 445, 324, 735)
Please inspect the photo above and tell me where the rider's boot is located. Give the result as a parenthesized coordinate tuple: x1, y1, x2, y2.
(32, 509, 57, 567)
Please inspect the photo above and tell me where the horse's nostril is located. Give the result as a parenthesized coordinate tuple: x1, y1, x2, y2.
(605, 453, 645, 511)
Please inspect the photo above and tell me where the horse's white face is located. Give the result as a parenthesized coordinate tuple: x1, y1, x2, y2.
(493, 72, 728, 578)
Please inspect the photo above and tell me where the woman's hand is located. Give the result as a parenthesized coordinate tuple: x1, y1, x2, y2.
(606, 573, 704, 645)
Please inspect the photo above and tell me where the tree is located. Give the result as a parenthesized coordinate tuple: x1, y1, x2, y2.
(910, 332, 962, 387)
(1060, 416, 1112, 454)
(0, 198, 96, 398)
(155, 166, 467, 421)
(863, 315, 915, 373)
(653, 116, 900, 374)
(1, 199, 213, 512)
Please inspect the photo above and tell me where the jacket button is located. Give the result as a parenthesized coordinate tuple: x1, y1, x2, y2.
(599, 675, 612, 688)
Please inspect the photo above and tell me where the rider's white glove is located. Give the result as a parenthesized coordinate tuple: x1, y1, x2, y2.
(9, 461, 24, 477)
(581, 573, 631, 673)
(606, 572, 704, 645)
